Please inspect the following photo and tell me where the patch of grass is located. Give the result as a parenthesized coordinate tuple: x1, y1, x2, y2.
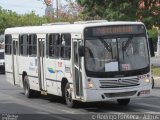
(151, 67, 160, 77)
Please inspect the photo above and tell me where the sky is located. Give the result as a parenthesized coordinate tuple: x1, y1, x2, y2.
(0, 0, 67, 16)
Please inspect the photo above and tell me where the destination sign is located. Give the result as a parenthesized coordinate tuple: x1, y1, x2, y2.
(84, 25, 146, 38)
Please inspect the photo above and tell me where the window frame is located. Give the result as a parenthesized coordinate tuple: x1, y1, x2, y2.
(28, 34, 37, 57)
(5, 34, 12, 55)
(19, 34, 29, 56)
(60, 33, 71, 60)
(47, 33, 61, 59)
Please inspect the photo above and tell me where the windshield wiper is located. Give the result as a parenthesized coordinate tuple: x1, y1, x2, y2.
(122, 36, 133, 51)
(98, 37, 111, 52)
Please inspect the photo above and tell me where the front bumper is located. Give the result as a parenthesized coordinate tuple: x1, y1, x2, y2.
(83, 84, 152, 102)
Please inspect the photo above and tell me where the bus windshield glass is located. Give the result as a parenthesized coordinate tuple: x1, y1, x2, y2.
(0, 52, 4, 59)
(84, 25, 149, 77)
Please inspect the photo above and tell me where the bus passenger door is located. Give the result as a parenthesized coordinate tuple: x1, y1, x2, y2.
(73, 38, 83, 99)
(12, 36, 19, 85)
(37, 36, 47, 92)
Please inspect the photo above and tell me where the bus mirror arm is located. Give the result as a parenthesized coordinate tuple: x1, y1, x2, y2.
(78, 46, 84, 57)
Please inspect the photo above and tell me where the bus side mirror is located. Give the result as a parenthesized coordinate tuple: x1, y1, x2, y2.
(149, 38, 155, 57)
(78, 46, 84, 57)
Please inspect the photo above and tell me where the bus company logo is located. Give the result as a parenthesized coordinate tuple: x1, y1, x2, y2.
(117, 79, 122, 83)
(48, 67, 64, 77)
(48, 68, 63, 74)
(48, 68, 55, 73)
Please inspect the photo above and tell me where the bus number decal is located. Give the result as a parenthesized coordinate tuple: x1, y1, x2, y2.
(138, 74, 147, 79)
(122, 64, 130, 71)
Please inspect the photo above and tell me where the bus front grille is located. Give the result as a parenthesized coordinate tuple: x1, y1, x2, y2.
(99, 78, 140, 88)
(104, 91, 137, 98)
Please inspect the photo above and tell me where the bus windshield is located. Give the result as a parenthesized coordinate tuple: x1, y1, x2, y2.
(0, 52, 4, 59)
(84, 36, 149, 76)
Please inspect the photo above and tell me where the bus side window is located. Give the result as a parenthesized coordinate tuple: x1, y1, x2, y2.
(48, 34, 60, 58)
(55, 34, 61, 58)
(20, 34, 28, 56)
(74, 42, 78, 65)
(5, 34, 12, 55)
(29, 34, 37, 57)
(46, 34, 49, 58)
(61, 33, 71, 59)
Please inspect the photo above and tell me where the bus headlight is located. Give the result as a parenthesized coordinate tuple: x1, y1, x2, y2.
(88, 79, 95, 88)
(144, 79, 150, 83)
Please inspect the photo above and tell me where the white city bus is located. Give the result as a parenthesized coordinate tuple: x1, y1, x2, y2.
(5, 21, 153, 107)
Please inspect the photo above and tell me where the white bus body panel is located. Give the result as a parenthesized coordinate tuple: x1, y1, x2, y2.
(19, 56, 40, 91)
(5, 55, 14, 84)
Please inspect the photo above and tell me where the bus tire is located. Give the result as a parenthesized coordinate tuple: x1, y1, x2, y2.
(117, 98, 130, 105)
(23, 76, 34, 98)
(65, 82, 76, 108)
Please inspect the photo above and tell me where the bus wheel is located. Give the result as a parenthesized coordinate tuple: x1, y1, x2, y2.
(117, 98, 130, 105)
(65, 83, 76, 108)
(23, 76, 33, 98)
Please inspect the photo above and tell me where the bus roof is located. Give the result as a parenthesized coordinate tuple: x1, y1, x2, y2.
(5, 21, 144, 34)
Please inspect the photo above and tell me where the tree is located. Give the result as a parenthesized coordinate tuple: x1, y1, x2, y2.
(53, 0, 82, 22)
(76, 0, 160, 28)
(76, 0, 139, 20)
(138, 0, 160, 28)
(0, 7, 47, 34)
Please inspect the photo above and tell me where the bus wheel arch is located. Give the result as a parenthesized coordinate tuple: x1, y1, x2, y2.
(22, 71, 34, 98)
(22, 71, 27, 87)
(61, 78, 68, 98)
(61, 78, 77, 108)
(64, 82, 77, 108)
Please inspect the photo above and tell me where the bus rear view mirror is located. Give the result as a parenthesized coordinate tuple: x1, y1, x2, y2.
(78, 46, 84, 57)
(148, 38, 155, 57)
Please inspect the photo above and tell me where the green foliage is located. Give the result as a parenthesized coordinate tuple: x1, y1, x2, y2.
(152, 66, 160, 77)
(0, 7, 48, 34)
(77, 0, 139, 20)
(76, 0, 160, 29)
(138, 0, 160, 29)
(148, 28, 158, 41)
(0, 6, 80, 34)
